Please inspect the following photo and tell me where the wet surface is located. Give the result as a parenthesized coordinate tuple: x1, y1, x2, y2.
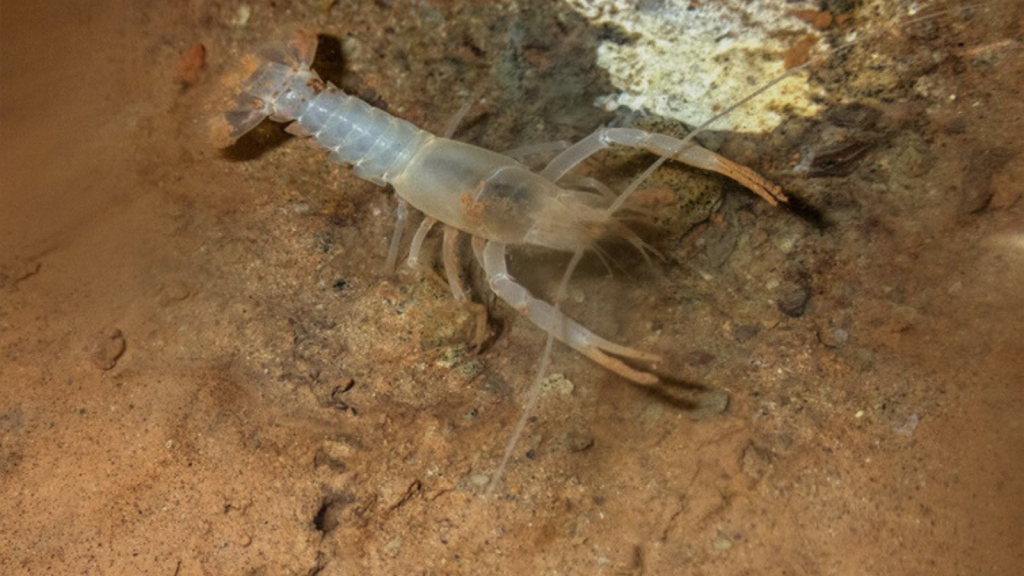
(1, 1, 1022, 574)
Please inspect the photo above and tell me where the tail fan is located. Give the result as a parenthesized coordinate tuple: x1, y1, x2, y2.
(210, 29, 319, 147)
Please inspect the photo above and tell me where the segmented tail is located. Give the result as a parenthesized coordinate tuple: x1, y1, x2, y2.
(210, 29, 319, 147)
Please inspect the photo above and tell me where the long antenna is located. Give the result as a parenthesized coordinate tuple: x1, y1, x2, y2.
(606, 63, 808, 215)
(486, 249, 585, 498)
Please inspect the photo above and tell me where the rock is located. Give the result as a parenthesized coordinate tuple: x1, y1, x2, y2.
(563, 432, 595, 453)
(777, 285, 810, 317)
(703, 223, 738, 268)
(989, 156, 1024, 210)
(733, 324, 760, 343)
(741, 443, 773, 480)
(845, 346, 876, 372)
(315, 439, 356, 473)
(689, 389, 730, 421)
(176, 43, 206, 87)
(541, 373, 574, 396)
(959, 148, 1014, 214)
(684, 350, 716, 367)
(92, 329, 126, 370)
(158, 280, 191, 305)
(816, 322, 850, 348)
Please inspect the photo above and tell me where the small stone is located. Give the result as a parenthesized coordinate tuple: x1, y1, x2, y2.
(988, 157, 1024, 210)
(845, 346, 876, 372)
(777, 286, 810, 317)
(434, 344, 467, 369)
(893, 413, 920, 436)
(959, 148, 1014, 214)
(159, 281, 191, 305)
(817, 324, 849, 348)
(563, 432, 595, 453)
(469, 474, 490, 487)
(341, 36, 364, 63)
(945, 116, 967, 134)
(385, 539, 403, 557)
(713, 535, 733, 551)
(176, 43, 206, 87)
(542, 373, 574, 396)
(771, 230, 801, 254)
(315, 439, 355, 472)
(231, 5, 251, 27)
(689, 389, 730, 421)
(733, 324, 760, 343)
(459, 359, 484, 378)
(703, 223, 737, 268)
(92, 329, 126, 370)
(886, 304, 919, 333)
(741, 443, 772, 480)
(482, 373, 511, 400)
(641, 402, 664, 426)
(684, 350, 716, 367)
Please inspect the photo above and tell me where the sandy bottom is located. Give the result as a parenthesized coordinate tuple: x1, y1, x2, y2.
(1, 1, 1021, 574)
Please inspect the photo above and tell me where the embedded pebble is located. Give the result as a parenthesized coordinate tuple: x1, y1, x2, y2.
(231, 5, 251, 27)
(641, 402, 664, 426)
(703, 224, 737, 268)
(542, 373, 574, 396)
(315, 439, 355, 472)
(158, 281, 191, 305)
(771, 230, 801, 254)
(689, 389, 730, 421)
(845, 346, 876, 372)
(563, 431, 595, 453)
(176, 43, 206, 87)
(684, 350, 716, 367)
(818, 325, 849, 348)
(385, 539, 403, 557)
(713, 534, 733, 551)
(92, 329, 126, 370)
(733, 324, 760, 343)
(777, 286, 810, 317)
(959, 148, 1014, 214)
(741, 443, 772, 480)
(893, 413, 920, 436)
(989, 157, 1024, 209)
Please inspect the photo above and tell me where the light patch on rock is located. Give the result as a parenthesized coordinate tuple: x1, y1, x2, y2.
(565, 0, 823, 132)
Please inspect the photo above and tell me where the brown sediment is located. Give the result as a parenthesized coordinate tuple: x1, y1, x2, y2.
(2, 1, 1021, 575)
(783, 34, 819, 69)
(176, 43, 206, 87)
(788, 9, 834, 30)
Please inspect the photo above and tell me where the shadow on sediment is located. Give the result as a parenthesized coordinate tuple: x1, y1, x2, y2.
(219, 121, 294, 162)
(625, 367, 731, 415)
(775, 190, 830, 231)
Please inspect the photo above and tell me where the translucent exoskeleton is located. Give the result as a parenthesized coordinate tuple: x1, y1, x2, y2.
(213, 29, 787, 385)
